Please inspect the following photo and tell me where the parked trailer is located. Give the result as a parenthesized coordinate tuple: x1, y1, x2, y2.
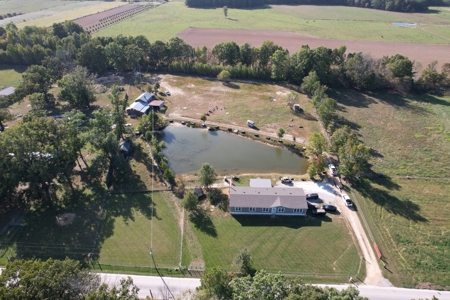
(247, 120, 255, 127)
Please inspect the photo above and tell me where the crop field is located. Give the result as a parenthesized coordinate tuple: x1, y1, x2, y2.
(334, 90, 450, 287)
(95, 1, 450, 44)
(0, 0, 79, 14)
(189, 209, 361, 278)
(13, 2, 126, 28)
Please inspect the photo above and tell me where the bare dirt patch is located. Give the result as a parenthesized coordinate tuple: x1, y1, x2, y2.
(179, 28, 450, 69)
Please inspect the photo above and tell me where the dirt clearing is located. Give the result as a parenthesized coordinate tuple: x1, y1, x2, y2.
(179, 28, 450, 69)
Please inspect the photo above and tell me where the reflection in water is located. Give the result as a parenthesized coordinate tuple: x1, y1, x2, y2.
(160, 126, 308, 175)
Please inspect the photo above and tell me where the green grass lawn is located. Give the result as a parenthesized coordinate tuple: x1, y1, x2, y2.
(190, 212, 361, 278)
(334, 90, 450, 287)
(98, 192, 181, 268)
(0, 64, 26, 90)
(95, 1, 450, 43)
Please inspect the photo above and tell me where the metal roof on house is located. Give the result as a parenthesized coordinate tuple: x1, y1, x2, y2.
(229, 187, 307, 209)
(136, 92, 153, 103)
(149, 100, 164, 107)
(119, 141, 131, 153)
(250, 179, 272, 188)
(0, 86, 15, 96)
(128, 100, 150, 113)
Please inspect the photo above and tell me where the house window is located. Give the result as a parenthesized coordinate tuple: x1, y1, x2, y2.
(293, 209, 302, 213)
(249, 207, 256, 212)
(277, 207, 285, 212)
(262, 208, 269, 212)
(235, 207, 242, 212)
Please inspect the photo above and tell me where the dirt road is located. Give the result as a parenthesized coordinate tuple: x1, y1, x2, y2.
(333, 180, 392, 286)
(165, 114, 306, 144)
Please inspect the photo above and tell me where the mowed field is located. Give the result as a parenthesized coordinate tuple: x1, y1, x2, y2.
(0, 64, 26, 90)
(95, 1, 450, 44)
(334, 90, 450, 287)
(190, 210, 361, 277)
(13, 2, 127, 28)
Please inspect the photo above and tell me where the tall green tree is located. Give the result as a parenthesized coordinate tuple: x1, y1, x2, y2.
(212, 41, 240, 66)
(270, 49, 289, 81)
(198, 163, 217, 189)
(305, 132, 327, 158)
(78, 41, 108, 74)
(338, 138, 370, 177)
(0, 258, 100, 300)
(58, 66, 96, 109)
(300, 70, 321, 96)
(223, 6, 228, 17)
(182, 191, 198, 212)
(198, 267, 232, 299)
(317, 97, 337, 131)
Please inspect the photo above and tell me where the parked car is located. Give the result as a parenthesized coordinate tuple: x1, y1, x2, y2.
(306, 193, 319, 200)
(328, 164, 338, 176)
(165, 91, 171, 96)
(322, 205, 337, 212)
(280, 177, 291, 184)
(341, 194, 353, 207)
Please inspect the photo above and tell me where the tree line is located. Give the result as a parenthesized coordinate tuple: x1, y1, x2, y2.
(185, 0, 428, 12)
(1, 21, 449, 101)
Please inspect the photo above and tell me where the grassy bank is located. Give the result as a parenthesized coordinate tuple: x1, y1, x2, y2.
(0, 64, 26, 90)
(95, 1, 450, 43)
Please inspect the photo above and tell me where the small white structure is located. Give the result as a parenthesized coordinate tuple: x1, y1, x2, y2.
(0, 86, 15, 97)
(247, 120, 255, 127)
(250, 178, 272, 188)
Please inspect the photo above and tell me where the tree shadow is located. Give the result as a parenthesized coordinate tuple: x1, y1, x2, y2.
(233, 214, 329, 228)
(369, 148, 384, 158)
(353, 179, 427, 222)
(330, 89, 377, 109)
(189, 209, 217, 238)
(224, 82, 240, 89)
(335, 115, 361, 131)
(297, 111, 317, 121)
(226, 18, 238, 21)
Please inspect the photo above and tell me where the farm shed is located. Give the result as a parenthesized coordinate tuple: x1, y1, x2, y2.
(0, 87, 15, 97)
(126, 100, 150, 116)
(229, 187, 307, 216)
(149, 100, 165, 111)
(249, 178, 272, 188)
(136, 92, 153, 103)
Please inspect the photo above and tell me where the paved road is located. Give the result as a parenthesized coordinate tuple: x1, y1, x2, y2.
(165, 113, 306, 143)
(99, 273, 450, 300)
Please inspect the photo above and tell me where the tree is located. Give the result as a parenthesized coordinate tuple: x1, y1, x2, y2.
(270, 49, 289, 81)
(317, 97, 337, 131)
(230, 270, 289, 299)
(258, 40, 282, 69)
(198, 163, 217, 188)
(305, 132, 327, 158)
(300, 70, 321, 96)
(307, 162, 317, 178)
(201, 115, 207, 121)
(338, 138, 370, 177)
(182, 191, 198, 212)
(223, 6, 228, 17)
(198, 267, 232, 299)
(86, 277, 139, 300)
(15, 65, 52, 101)
(212, 42, 240, 66)
(277, 128, 285, 138)
(240, 43, 253, 66)
(78, 41, 108, 75)
(109, 85, 128, 141)
(0, 258, 100, 300)
(154, 81, 160, 94)
(235, 248, 255, 276)
(217, 70, 231, 82)
(58, 66, 96, 109)
(330, 125, 357, 154)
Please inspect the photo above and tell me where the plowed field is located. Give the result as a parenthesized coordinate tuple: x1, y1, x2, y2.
(74, 5, 136, 27)
(179, 27, 450, 69)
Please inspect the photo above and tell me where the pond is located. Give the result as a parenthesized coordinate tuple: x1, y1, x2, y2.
(392, 22, 416, 28)
(159, 125, 308, 175)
